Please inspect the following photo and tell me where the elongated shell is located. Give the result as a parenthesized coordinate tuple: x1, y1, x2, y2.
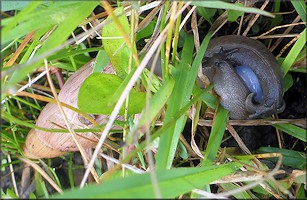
(23, 61, 123, 159)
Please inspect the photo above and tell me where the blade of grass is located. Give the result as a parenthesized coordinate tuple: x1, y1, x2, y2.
(257, 147, 306, 169)
(189, 1, 275, 18)
(220, 183, 253, 199)
(3, 2, 98, 94)
(273, 124, 307, 142)
(54, 162, 241, 198)
(291, 0, 306, 22)
(156, 32, 212, 170)
(281, 28, 306, 76)
(202, 105, 229, 166)
(155, 35, 194, 170)
(101, 89, 209, 182)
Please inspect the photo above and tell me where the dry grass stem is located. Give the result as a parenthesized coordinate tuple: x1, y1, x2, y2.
(243, 0, 269, 36)
(270, 15, 301, 52)
(252, 21, 306, 39)
(20, 158, 63, 194)
(198, 118, 306, 128)
(7, 154, 19, 197)
(277, 32, 302, 58)
(44, 59, 100, 183)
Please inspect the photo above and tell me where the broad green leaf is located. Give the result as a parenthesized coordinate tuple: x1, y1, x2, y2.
(101, 7, 137, 78)
(189, 1, 274, 18)
(281, 28, 306, 76)
(256, 147, 306, 170)
(202, 105, 229, 166)
(78, 73, 146, 115)
(54, 162, 241, 198)
(273, 123, 307, 142)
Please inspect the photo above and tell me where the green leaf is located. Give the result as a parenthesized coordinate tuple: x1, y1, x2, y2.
(283, 73, 293, 92)
(227, 3, 244, 22)
(256, 147, 306, 170)
(273, 123, 307, 142)
(189, 1, 274, 18)
(136, 20, 156, 42)
(101, 7, 137, 78)
(202, 105, 229, 166)
(196, 7, 217, 25)
(92, 50, 110, 73)
(78, 73, 146, 115)
(54, 162, 241, 198)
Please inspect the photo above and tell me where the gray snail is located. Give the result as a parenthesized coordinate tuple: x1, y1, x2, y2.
(202, 35, 285, 119)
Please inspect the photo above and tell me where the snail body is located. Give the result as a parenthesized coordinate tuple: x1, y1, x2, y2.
(202, 35, 285, 119)
(234, 65, 263, 104)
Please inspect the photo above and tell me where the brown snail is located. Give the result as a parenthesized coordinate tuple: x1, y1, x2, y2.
(23, 61, 124, 159)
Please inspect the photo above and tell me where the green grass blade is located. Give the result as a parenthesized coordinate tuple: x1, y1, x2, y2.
(202, 105, 229, 166)
(137, 78, 175, 129)
(155, 35, 194, 170)
(156, 32, 213, 170)
(256, 147, 306, 170)
(1, 1, 31, 11)
(220, 183, 253, 199)
(273, 124, 307, 142)
(281, 28, 306, 76)
(190, 1, 274, 18)
(3, 2, 98, 95)
(291, 0, 307, 22)
(54, 162, 241, 198)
